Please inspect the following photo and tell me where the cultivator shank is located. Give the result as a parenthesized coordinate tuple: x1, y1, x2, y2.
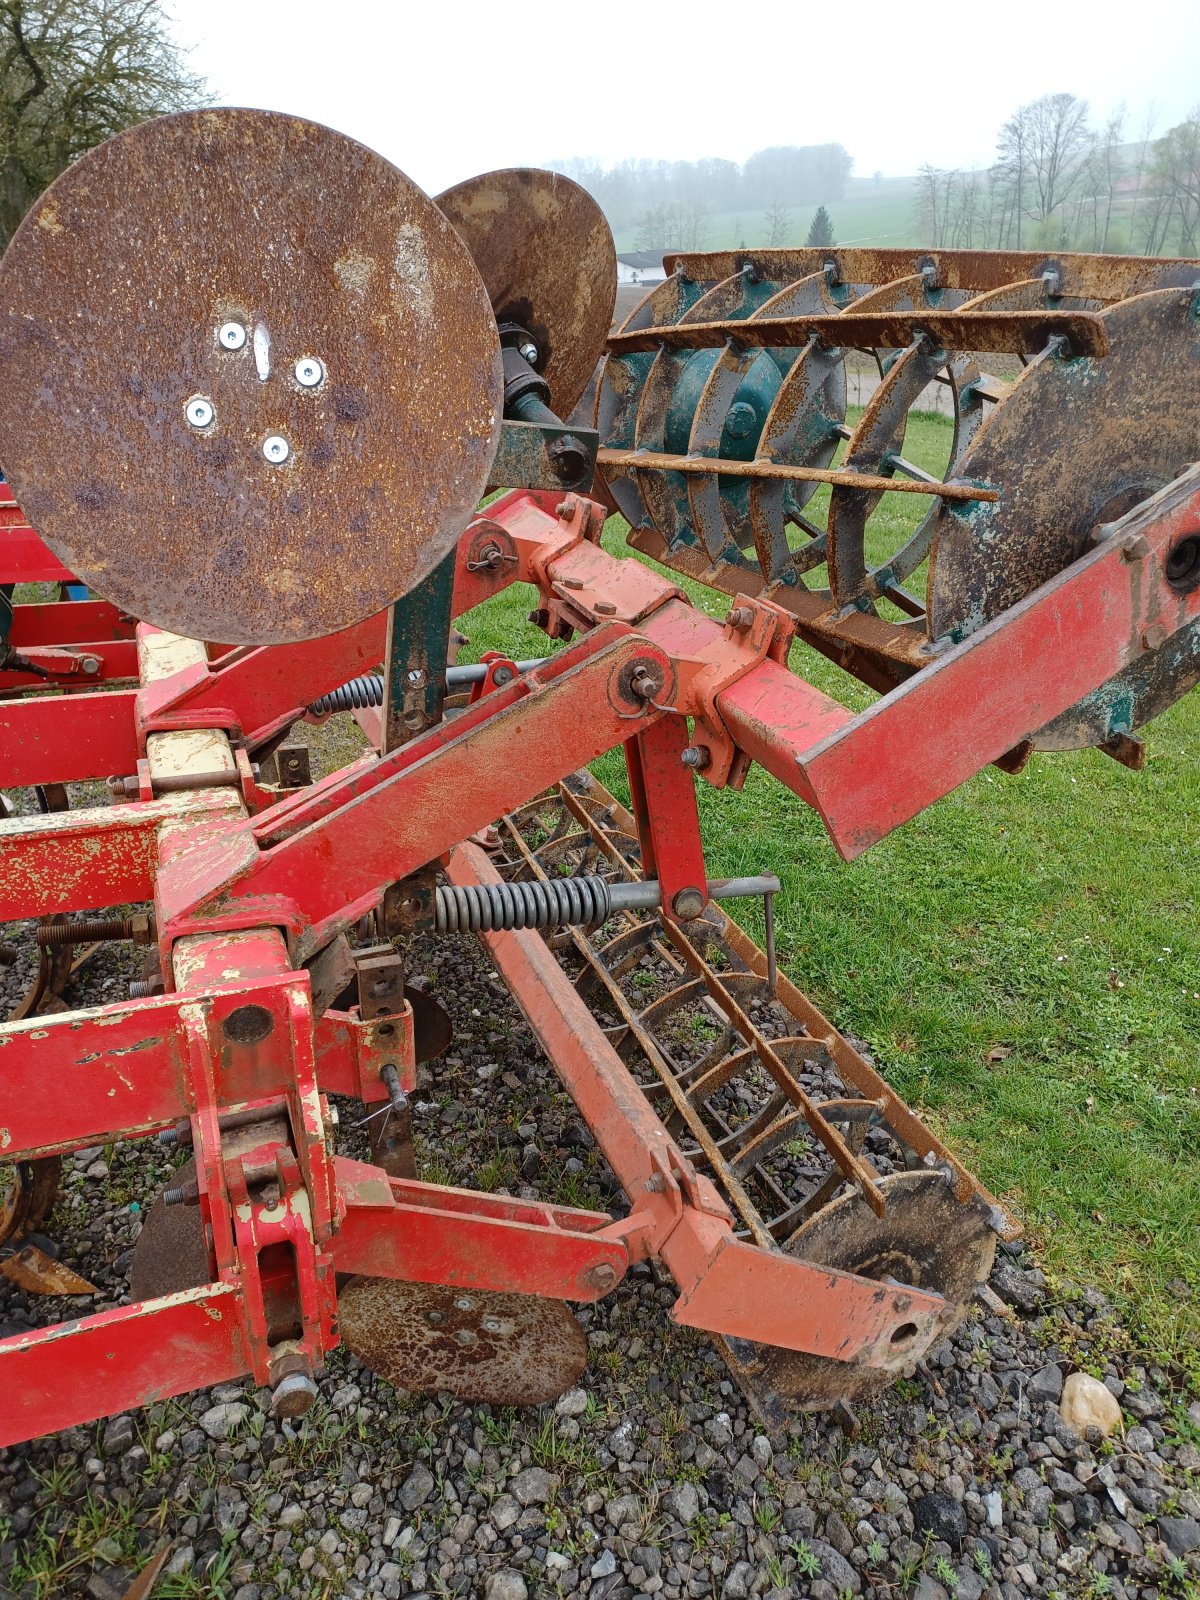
(1, 112, 1197, 1448)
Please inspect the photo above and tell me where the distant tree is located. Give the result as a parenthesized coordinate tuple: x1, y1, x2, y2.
(764, 196, 791, 246)
(915, 165, 951, 246)
(995, 92, 1092, 246)
(0, 0, 207, 247)
(1148, 106, 1200, 254)
(805, 204, 834, 247)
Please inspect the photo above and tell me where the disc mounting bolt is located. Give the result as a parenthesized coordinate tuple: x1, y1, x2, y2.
(218, 321, 247, 350)
(262, 435, 291, 464)
(185, 396, 215, 430)
(294, 357, 325, 388)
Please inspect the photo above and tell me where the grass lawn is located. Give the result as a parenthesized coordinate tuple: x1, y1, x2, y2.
(460, 410, 1200, 1384)
(611, 176, 923, 255)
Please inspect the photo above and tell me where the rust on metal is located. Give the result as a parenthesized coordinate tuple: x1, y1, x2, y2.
(437, 168, 617, 416)
(747, 1173, 996, 1410)
(337, 1277, 587, 1404)
(597, 446, 997, 500)
(607, 309, 1110, 358)
(0, 1241, 98, 1296)
(0, 109, 502, 645)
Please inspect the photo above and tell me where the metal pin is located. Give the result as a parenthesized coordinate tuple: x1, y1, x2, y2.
(763, 888, 777, 1001)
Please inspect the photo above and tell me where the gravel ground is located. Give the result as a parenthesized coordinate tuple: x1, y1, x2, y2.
(2, 845, 1200, 1600)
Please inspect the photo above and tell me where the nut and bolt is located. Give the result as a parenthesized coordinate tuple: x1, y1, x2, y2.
(185, 396, 215, 429)
(1142, 624, 1168, 652)
(1121, 534, 1150, 562)
(218, 321, 247, 350)
(262, 434, 291, 464)
(454, 1296, 475, 1312)
(79, 655, 101, 675)
(271, 1370, 319, 1418)
(518, 340, 539, 366)
(454, 1328, 477, 1347)
(294, 356, 325, 388)
(594, 600, 617, 616)
(406, 668, 426, 687)
(270, 1354, 319, 1419)
(726, 605, 755, 629)
(680, 745, 711, 771)
(585, 1262, 618, 1293)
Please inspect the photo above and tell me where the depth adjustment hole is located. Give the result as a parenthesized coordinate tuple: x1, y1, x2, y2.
(889, 1320, 920, 1347)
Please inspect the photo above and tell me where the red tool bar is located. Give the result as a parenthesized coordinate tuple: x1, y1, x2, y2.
(0, 524, 73, 583)
(161, 627, 674, 956)
(796, 471, 1200, 858)
(332, 1159, 628, 1302)
(0, 787, 238, 922)
(8, 599, 135, 647)
(0, 972, 397, 1159)
(0, 687, 139, 785)
(0, 638, 139, 689)
(0, 1284, 246, 1447)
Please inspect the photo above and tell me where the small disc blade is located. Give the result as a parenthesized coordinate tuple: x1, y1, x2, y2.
(0, 109, 502, 645)
(129, 1159, 210, 1301)
(436, 168, 616, 416)
(749, 1171, 996, 1412)
(338, 1277, 586, 1405)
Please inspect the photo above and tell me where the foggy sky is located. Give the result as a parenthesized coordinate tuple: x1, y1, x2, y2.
(164, 0, 1200, 194)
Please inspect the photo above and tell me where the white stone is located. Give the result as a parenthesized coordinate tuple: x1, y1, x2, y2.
(1061, 1371, 1123, 1437)
(983, 1489, 1003, 1529)
(198, 1402, 250, 1441)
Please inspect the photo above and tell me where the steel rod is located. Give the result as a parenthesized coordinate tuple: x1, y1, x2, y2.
(598, 448, 997, 502)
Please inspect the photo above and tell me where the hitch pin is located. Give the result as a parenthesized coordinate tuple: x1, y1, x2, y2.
(352, 1062, 409, 1130)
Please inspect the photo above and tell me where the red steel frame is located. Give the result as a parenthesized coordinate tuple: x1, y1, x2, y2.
(2, 472, 1198, 1446)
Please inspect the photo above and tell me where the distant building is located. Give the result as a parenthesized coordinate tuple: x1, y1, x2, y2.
(616, 251, 667, 287)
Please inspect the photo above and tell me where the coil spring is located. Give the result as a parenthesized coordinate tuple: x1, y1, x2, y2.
(309, 674, 383, 716)
(435, 876, 611, 933)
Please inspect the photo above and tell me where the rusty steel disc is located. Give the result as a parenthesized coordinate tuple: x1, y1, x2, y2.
(338, 1276, 587, 1405)
(0, 108, 502, 645)
(436, 168, 616, 416)
(752, 1172, 996, 1412)
(129, 1159, 210, 1301)
(929, 287, 1200, 637)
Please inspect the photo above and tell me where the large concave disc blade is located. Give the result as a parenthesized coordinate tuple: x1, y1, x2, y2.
(0, 108, 502, 645)
(436, 168, 616, 416)
(929, 288, 1200, 639)
(752, 1172, 996, 1412)
(338, 1277, 587, 1405)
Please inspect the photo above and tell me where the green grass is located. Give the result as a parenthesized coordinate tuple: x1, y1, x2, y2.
(459, 411, 1200, 1380)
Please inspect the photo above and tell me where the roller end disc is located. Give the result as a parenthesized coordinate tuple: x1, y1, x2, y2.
(752, 1172, 996, 1412)
(0, 108, 502, 646)
(338, 1278, 587, 1405)
(436, 168, 616, 417)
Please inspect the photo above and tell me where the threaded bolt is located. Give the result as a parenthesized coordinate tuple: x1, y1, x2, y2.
(680, 745, 710, 770)
(36, 916, 137, 947)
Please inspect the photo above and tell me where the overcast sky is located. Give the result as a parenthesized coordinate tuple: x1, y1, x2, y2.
(165, 0, 1200, 194)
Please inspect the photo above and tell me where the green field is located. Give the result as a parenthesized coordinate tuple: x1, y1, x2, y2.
(612, 175, 922, 254)
(459, 412, 1200, 1383)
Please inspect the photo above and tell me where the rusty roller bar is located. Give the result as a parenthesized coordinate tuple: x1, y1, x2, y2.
(606, 309, 1111, 357)
(597, 447, 998, 501)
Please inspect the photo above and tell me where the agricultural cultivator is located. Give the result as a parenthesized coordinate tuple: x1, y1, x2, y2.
(0, 108, 1198, 1452)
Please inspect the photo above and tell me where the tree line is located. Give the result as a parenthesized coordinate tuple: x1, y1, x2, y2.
(916, 93, 1200, 256)
(548, 144, 852, 252)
